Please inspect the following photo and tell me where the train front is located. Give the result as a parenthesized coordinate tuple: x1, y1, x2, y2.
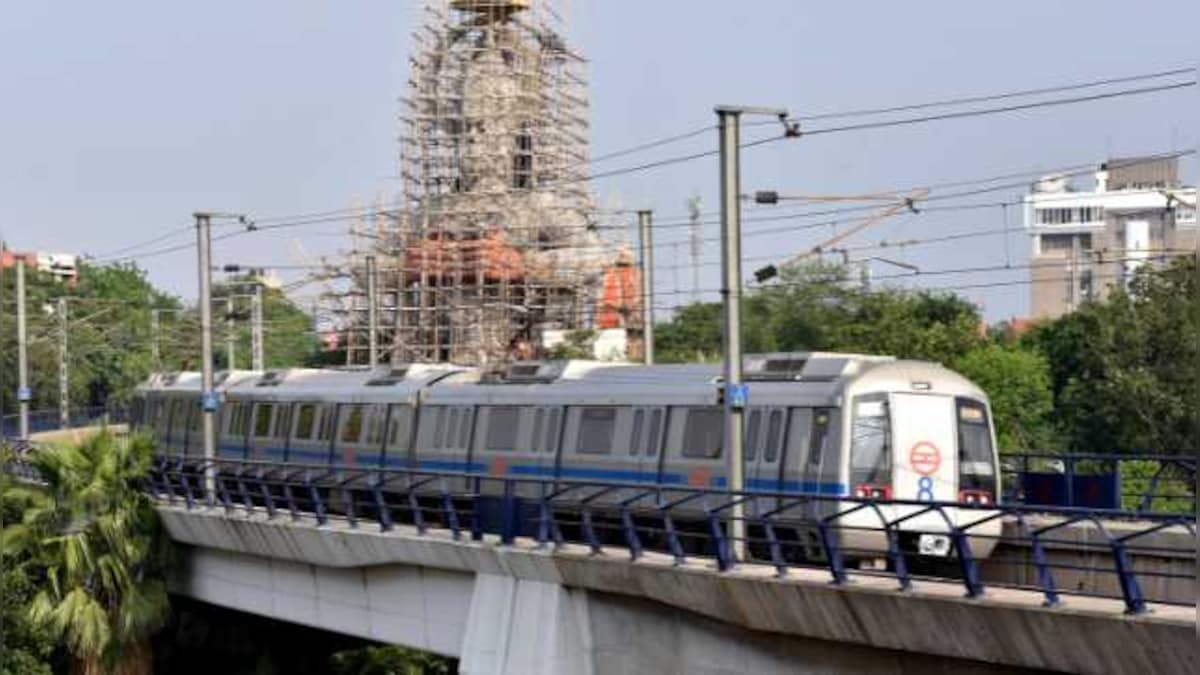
(837, 360, 1002, 561)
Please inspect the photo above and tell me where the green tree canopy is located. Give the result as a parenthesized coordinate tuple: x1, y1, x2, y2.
(1, 432, 172, 674)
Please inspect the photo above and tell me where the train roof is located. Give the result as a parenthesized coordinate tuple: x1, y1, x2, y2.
(423, 353, 895, 406)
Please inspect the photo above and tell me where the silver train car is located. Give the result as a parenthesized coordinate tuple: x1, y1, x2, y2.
(132, 352, 1002, 559)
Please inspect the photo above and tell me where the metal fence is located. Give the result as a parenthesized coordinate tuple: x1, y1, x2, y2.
(1002, 452, 1197, 513)
(0, 406, 127, 438)
(138, 456, 1195, 616)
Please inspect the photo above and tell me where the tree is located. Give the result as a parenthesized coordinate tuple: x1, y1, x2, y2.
(1, 432, 172, 674)
(329, 645, 452, 675)
(953, 344, 1056, 452)
(1024, 257, 1198, 454)
(0, 447, 55, 675)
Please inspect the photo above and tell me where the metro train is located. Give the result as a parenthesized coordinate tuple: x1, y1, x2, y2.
(131, 352, 1002, 559)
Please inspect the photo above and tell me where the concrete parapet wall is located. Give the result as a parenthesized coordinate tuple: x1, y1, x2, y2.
(28, 423, 128, 445)
(986, 516, 1196, 604)
(157, 505, 1196, 674)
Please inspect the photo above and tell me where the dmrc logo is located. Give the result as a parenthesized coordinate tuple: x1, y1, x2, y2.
(908, 441, 941, 502)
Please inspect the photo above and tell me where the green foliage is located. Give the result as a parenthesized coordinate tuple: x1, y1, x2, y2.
(547, 329, 596, 360)
(329, 645, 453, 675)
(953, 344, 1055, 452)
(1117, 460, 1195, 514)
(213, 277, 321, 371)
(0, 262, 321, 418)
(0, 455, 55, 675)
(1, 432, 172, 672)
(1024, 257, 1198, 454)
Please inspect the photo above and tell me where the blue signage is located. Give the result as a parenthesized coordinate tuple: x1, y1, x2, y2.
(727, 383, 749, 409)
(201, 391, 220, 412)
(16, 387, 31, 402)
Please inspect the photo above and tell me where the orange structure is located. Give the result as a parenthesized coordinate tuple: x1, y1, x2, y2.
(595, 249, 641, 330)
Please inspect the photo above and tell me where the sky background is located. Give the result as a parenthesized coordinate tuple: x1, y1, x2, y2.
(1, 0, 1195, 322)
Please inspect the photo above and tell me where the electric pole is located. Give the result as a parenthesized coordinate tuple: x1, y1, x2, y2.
(58, 297, 68, 428)
(16, 259, 29, 439)
(195, 212, 217, 503)
(366, 254, 379, 368)
(225, 295, 236, 370)
(715, 104, 790, 563)
(637, 209, 655, 364)
(150, 309, 161, 372)
(251, 281, 264, 371)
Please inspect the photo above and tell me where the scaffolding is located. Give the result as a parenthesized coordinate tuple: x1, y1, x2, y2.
(328, 0, 603, 367)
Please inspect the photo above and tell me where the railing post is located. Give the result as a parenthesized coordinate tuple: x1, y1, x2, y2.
(581, 508, 602, 554)
(178, 461, 196, 510)
(283, 481, 300, 521)
(258, 470, 277, 520)
(763, 519, 787, 577)
(1064, 457, 1076, 508)
(500, 480, 517, 546)
(1030, 532, 1060, 607)
(408, 486, 425, 534)
(306, 472, 327, 526)
(662, 510, 686, 565)
(952, 527, 984, 598)
(709, 510, 730, 572)
(620, 506, 642, 561)
(818, 521, 847, 585)
(236, 471, 253, 514)
(372, 480, 393, 532)
(886, 527, 911, 592)
(1111, 540, 1146, 614)
(216, 474, 233, 512)
(343, 487, 358, 529)
(442, 490, 461, 540)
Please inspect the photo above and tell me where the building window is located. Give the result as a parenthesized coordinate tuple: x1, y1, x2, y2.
(1177, 206, 1196, 223)
(1039, 233, 1073, 256)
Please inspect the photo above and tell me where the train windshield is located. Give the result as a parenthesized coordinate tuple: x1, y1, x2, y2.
(956, 399, 996, 490)
(849, 395, 891, 485)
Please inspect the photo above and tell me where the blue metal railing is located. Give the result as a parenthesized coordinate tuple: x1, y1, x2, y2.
(1002, 452, 1196, 513)
(0, 406, 126, 437)
(119, 455, 1196, 616)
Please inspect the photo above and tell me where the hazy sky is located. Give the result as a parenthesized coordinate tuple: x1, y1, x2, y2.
(1, 1, 1195, 321)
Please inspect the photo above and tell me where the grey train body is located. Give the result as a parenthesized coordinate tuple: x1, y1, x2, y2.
(131, 353, 1003, 559)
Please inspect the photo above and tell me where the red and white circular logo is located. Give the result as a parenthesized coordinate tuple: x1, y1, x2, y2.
(908, 441, 942, 476)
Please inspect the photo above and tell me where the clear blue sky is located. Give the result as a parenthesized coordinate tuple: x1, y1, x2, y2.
(1, 0, 1195, 321)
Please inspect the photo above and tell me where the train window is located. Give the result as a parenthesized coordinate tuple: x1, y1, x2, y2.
(340, 405, 364, 444)
(745, 410, 762, 461)
(809, 409, 831, 465)
(682, 407, 723, 459)
(458, 408, 472, 449)
(577, 407, 616, 455)
(545, 408, 561, 455)
(253, 404, 274, 438)
(646, 409, 662, 457)
(232, 402, 251, 437)
(433, 409, 447, 448)
(294, 404, 316, 440)
(365, 405, 386, 446)
(630, 409, 644, 456)
(957, 399, 995, 478)
(532, 409, 545, 454)
(316, 406, 335, 442)
(850, 396, 890, 484)
(485, 407, 520, 452)
(273, 405, 291, 439)
(764, 410, 783, 463)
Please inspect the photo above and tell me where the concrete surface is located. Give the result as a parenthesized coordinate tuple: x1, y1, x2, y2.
(157, 504, 1196, 675)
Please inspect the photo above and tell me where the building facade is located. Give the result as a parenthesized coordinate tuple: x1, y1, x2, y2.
(1024, 156, 1196, 318)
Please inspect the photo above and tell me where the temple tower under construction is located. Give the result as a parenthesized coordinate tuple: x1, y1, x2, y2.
(379, 0, 611, 366)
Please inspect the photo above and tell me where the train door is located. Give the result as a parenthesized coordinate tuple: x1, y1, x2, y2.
(631, 405, 665, 486)
(746, 407, 787, 492)
(890, 393, 958, 549)
(382, 403, 415, 469)
(247, 402, 276, 461)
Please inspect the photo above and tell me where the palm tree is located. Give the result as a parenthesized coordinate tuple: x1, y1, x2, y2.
(1, 431, 171, 675)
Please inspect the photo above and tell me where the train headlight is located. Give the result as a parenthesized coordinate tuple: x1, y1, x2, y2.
(958, 489, 993, 506)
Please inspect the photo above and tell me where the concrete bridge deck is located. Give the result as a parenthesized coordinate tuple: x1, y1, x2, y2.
(158, 503, 1195, 675)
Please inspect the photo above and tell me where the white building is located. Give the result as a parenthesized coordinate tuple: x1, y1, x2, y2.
(1024, 156, 1195, 318)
